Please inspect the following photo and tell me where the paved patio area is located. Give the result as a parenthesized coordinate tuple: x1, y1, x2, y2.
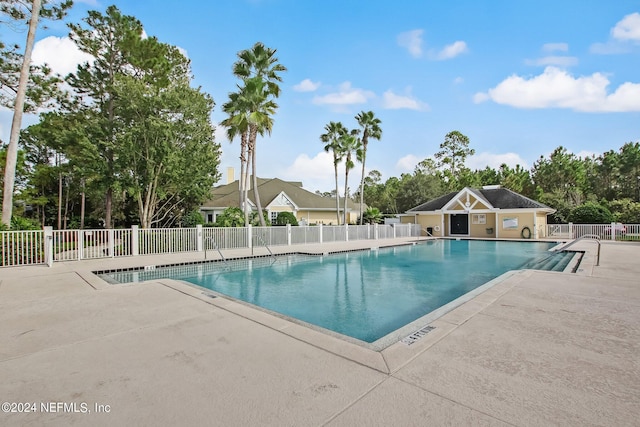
(1, 238, 638, 426)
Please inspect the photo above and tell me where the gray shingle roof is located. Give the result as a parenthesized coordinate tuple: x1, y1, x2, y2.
(407, 187, 551, 212)
(201, 177, 362, 211)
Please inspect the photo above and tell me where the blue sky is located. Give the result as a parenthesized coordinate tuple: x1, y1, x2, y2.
(2, 0, 639, 192)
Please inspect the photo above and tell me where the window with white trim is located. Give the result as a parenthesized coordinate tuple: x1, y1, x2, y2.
(472, 214, 486, 224)
(270, 211, 278, 225)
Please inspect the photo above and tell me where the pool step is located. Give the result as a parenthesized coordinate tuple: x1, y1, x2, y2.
(522, 251, 575, 272)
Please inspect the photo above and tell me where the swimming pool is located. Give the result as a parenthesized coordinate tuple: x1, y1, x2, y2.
(101, 240, 572, 347)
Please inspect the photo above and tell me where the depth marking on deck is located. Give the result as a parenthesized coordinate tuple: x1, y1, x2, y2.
(401, 325, 436, 345)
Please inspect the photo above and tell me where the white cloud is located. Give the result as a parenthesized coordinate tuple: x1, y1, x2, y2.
(473, 66, 640, 112)
(281, 151, 341, 193)
(542, 43, 569, 53)
(574, 150, 599, 159)
(434, 41, 468, 60)
(312, 82, 375, 107)
(382, 89, 429, 111)
(591, 12, 640, 54)
(75, 0, 99, 5)
(32, 36, 94, 76)
(177, 46, 189, 59)
(397, 29, 424, 58)
(524, 56, 578, 67)
(453, 77, 464, 85)
(589, 42, 630, 54)
(396, 154, 420, 173)
(293, 78, 320, 92)
(611, 12, 640, 42)
(466, 152, 528, 170)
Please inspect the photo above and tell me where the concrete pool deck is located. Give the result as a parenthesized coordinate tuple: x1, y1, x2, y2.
(0, 238, 638, 426)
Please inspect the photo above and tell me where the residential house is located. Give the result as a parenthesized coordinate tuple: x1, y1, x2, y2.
(400, 185, 555, 239)
(200, 169, 363, 225)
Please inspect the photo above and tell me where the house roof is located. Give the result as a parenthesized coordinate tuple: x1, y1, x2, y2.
(201, 177, 362, 211)
(407, 186, 552, 212)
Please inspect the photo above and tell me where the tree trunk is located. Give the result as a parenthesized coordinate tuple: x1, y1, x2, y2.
(57, 156, 62, 230)
(252, 141, 265, 227)
(1, 0, 42, 227)
(240, 130, 249, 226)
(63, 175, 69, 229)
(105, 187, 112, 229)
(344, 168, 349, 225)
(359, 148, 367, 225)
(334, 160, 340, 225)
(80, 179, 85, 229)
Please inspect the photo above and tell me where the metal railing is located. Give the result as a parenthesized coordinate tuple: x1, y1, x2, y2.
(204, 237, 228, 266)
(547, 223, 639, 241)
(552, 234, 601, 266)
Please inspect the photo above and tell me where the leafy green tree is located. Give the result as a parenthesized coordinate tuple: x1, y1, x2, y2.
(320, 121, 347, 224)
(606, 199, 640, 224)
(568, 201, 614, 224)
(618, 142, 640, 202)
(434, 130, 474, 189)
(65, 5, 146, 228)
(498, 164, 534, 197)
(355, 110, 382, 224)
(594, 150, 620, 201)
(1, 0, 72, 227)
(114, 43, 220, 228)
(275, 211, 297, 226)
(532, 146, 586, 208)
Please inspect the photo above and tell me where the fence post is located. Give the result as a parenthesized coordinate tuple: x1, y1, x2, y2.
(611, 222, 616, 241)
(344, 224, 349, 242)
(131, 225, 139, 256)
(319, 223, 323, 244)
(247, 224, 252, 250)
(196, 224, 203, 251)
(286, 224, 292, 246)
(76, 229, 83, 261)
(568, 222, 573, 238)
(374, 223, 379, 240)
(44, 226, 53, 267)
(108, 228, 115, 257)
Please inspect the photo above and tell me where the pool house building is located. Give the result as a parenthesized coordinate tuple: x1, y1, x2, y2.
(401, 185, 555, 239)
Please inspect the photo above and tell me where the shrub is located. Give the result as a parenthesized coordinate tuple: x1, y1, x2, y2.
(361, 207, 383, 224)
(181, 210, 204, 227)
(275, 212, 298, 226)
(606, 199, 640, 224)
(214, 207, 244, 227)
(568, 202, 614, 224)
(7, 216, 41, 230)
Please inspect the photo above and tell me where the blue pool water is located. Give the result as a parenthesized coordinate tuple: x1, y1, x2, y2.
(101, 240, 568, 344)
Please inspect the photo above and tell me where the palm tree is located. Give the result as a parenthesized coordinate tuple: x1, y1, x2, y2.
(244, 77, 277, 227)
(340, 128, 361, 225)
(221, 91, 251, 224)
(320, 121, 347, 224)
(231, 42, 286, 227)
(355, 111, 382, 225)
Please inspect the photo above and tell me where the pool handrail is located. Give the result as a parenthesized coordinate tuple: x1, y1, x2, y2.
(204, 237, 228, 266)
(552, 234, 600, 266)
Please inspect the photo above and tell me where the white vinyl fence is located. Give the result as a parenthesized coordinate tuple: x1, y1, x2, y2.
(1, 223, 421, 268)
(546, 223, 640, 241)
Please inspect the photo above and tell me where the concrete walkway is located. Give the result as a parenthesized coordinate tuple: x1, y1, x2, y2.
(0, 239, 638, 426)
